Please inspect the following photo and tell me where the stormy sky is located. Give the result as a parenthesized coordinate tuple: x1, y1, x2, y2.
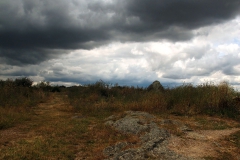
(1, 0, 240, 88)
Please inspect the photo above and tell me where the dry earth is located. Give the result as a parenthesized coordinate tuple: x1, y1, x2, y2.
(0, 93, 240, 159)
(168, 128, 240, 159)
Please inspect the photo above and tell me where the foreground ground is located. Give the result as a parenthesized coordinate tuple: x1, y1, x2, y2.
(0, 93, 240, 159)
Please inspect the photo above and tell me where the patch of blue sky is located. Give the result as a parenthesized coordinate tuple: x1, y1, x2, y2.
(233, 38, 240, 45)
(218, 52, 226, 58)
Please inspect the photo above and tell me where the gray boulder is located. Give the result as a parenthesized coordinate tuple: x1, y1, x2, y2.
(147, 80, 164, 92)
(104, 111, 201, 160)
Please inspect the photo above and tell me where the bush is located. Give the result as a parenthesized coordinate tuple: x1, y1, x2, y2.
(14, 77, 33, 87)
(0, 79, 49, 108)
(34, 81, 52, 91)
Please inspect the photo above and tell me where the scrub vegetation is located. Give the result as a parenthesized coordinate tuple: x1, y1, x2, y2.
(67, 80, 240, 120)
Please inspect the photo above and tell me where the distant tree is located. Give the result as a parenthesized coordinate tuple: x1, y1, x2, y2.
(34, 81, 52, 91)
(14, 77, 33, 87)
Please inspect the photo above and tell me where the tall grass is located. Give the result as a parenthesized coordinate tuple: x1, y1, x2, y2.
(67, 81, 240, 120)
(0, 80, 48, 108)
(0, 78, 49, 129)
(165, 81, 239, 117)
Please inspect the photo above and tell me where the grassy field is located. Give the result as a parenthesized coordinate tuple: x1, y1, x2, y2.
(0, 78, 240, 159)
(0, 78, 49, 130)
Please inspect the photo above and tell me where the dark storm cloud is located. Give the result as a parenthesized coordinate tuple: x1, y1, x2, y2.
(0, 64, 39, 77)
(0, 0, 240, 65)
(124, 0, 240, 29)
(0, 48, 66, 65)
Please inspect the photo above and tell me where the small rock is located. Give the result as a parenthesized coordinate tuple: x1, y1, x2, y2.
(186, 132, 207, 140)
(161, 119, 193, 132)
(71, 115, 84, 119)
(179, 125, 193, 132)
(103, 142, 129, 157)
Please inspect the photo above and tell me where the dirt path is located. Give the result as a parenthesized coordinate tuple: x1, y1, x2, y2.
(0, 93, 70, 144)
(33, 92, 73, 122)
(168, 127, 240, 159)
(0, 93, 84, 159)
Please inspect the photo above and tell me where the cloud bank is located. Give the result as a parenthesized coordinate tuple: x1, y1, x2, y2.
(0, 0, 240, 88)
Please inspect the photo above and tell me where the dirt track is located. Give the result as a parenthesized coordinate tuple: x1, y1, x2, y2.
(0, 93, 71, 146)
(169, 128, 240, 159)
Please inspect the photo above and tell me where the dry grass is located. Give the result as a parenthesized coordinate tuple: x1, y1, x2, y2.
(0, 79, 49, 130)
(231, 131, 240, 147)
(67, 81, 240, 120)
(0, 107, 33, 130)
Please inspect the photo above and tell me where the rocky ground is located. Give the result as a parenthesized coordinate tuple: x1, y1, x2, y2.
(104, 111, 240, 160)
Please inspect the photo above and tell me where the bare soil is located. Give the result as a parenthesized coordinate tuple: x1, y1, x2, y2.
(168, 128, 240, 159)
